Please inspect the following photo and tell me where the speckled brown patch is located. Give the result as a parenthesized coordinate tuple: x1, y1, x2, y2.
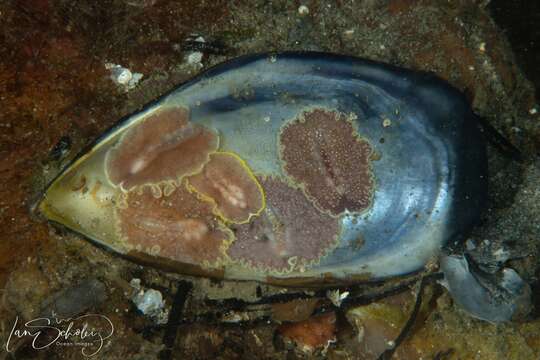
(115, 180, 231, 267)
(227, 176, 340, 273)
(105, 107, 218, 191)
(279, 108, 375, 216)
(187, 152, 265, 224)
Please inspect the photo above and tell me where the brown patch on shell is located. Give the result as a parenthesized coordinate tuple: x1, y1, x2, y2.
(105, 107, 218, 191)
(227, 176, 339, 273)
(279, 108, 375, 216)
(115, 180, 231, 267)
(187, 152, 265, 224)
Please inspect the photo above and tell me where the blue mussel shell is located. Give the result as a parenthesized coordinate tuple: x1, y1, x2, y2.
(39, 52, 488, 286)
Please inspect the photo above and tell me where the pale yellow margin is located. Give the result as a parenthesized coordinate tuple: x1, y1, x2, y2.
(185, 151, 267, 225)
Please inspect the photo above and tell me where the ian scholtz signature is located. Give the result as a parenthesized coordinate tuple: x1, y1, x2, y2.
(5, 311, 114, 357)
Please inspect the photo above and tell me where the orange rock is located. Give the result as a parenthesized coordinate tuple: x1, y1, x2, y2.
(279, 312, 336, 352)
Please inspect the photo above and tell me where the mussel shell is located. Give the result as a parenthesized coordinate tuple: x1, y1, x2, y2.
(38, 52, 487, 286)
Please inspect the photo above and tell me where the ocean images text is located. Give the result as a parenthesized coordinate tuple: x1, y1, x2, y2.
(5, 311, 114, 357)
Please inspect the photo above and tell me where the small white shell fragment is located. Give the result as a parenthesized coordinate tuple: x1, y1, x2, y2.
(529, 107, 538, 115)
(130, 278, 142, 290)
(479, 42, 486, 53)
(194, 35, 205, 43)
(133, 289, 163, 314)
(326, 289, 349, 307)
(105, 63, 143, 91)
(110, 66, 132, 85)
(465, 239, 476, 251)
(132, 287, 169, 324)
(222, 311, 250, 323)
(187, 51, 204, 66)
(129, 73, 144, 88)
(343, 29, 355, 37)
(493, 247, 510, 262)
(298, 5, 309, 15)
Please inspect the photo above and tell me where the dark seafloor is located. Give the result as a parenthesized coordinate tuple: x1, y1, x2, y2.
(0, 0, 539, 359)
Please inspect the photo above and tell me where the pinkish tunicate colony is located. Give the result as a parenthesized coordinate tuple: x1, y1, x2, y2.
(105, 107, 218, 191)
(107, 105, 373, 274)
(227, 177, 340, 272)
(279, 108, 375, 216)
(106, 106, 266, 268)
(116, 180, 231, 266)
(187, 152, 265, 224)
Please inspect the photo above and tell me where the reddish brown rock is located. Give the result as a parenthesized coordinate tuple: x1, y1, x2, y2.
(187, 152, 264, 224)
(227, 176, 340, 272)
(279, 108, 375, 216)
(105, 107, 218, 191)
(115, 180, 231, 267)
(279, 312, 337, 352)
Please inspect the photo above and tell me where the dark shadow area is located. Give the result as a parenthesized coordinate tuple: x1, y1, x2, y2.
(490, 0, 540, 92)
